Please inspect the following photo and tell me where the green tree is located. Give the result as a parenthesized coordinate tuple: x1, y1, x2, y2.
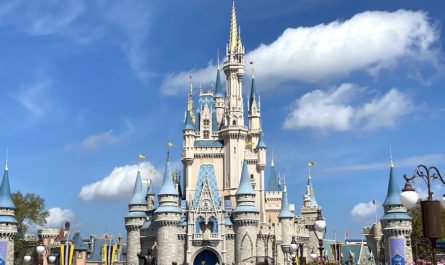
(12, 192, 49, 265)
(410, 206, 445, 261)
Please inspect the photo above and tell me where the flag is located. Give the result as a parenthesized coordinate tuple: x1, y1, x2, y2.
(344, 229, 350, 237)
(330, 243, 343, 264)
(245, 141, 253, 145)
(138, 154, 146, 159)
(168, 141, 174, 147)
(308, 162, 316, 166)
(103, 244, 117, 265)
(60, 242, 75, 265)
(149, 169, 156, 174)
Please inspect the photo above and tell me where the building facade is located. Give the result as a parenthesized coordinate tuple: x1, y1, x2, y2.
(125, 2, 322, 265)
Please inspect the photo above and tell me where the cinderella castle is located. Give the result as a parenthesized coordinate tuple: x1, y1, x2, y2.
(124, 2, 322, 265)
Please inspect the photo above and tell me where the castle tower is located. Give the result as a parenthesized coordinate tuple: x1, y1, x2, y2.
(248, 73, 261, 143)
(300, 170, 320, 258)
(265, 156, 282, 223)
(125, 171, 147, 265)
(233, 160, 259, 264)
(381, 159, 413, 265)
(0, 161, 18, 265)
(154, 152, 181, 265)
(278, 179, 294, 264)
(220, 0, 248, 198)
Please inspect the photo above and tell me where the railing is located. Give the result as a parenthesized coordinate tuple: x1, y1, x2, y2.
(192, 233, 219, 240)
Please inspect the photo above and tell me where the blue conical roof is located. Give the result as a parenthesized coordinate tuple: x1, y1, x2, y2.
(129, 171, 146, 205)
(0, 163, 16, 209)
(236, 160, 255, 195)
(214, 69, 224, 98)
(267, 159, 279, 191)
(257, 131, 266, 149)
(279, 183, 293, 219)
(147, 179, 154, 196)
(184, 110, 195, 130)
(248, 75, 258, 111)
(158, 152, 178, 196)
(383, 161, 401, 206)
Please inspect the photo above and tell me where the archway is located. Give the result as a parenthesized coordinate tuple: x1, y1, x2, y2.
(193, 249, 220, 265)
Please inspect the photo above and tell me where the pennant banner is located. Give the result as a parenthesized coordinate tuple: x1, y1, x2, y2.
(330, 243, 342, 264)
(59, 242, 74, 265)
(103, 244, 117, 265)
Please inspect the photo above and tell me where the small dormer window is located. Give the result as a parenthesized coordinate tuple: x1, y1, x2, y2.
(203, 130, 210, 139)
(203, 119, 210, 126)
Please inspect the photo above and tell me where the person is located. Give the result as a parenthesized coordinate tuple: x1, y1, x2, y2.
(138, 249, 155, 265)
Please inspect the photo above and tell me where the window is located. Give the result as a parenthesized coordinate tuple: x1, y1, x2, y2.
(203, 130, 210, 139)
(203, 119, 210, 126)
(232, 120, 236, 126)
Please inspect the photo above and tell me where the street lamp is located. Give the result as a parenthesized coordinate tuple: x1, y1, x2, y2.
(400, 165, 445, 265)
(281, 244, 291, 265)
(36, 241, 56, 264)
(314, 209, 326, 264)
(23, 254, 32, 264)
(310, 248, 318, 260)
(289, 237, 298, 265)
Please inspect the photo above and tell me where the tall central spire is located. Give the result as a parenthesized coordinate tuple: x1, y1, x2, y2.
(228, 0, 238, 54)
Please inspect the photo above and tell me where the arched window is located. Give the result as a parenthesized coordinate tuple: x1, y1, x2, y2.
(195, 216, 205, 233)
(208, 216, 218, 233)
(232, 120, 236, 126)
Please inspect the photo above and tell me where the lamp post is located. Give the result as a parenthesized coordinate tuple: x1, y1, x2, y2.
(310, 248, 318, 260)
(400, 165, 445, 265)
(281, 244, 291, 265)
(36, 241, 56, 265)
(314, 209, 326, 264)
(289, 237, 298, 265)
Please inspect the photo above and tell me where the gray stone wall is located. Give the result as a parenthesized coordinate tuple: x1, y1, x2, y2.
(127, 228, 141, 265)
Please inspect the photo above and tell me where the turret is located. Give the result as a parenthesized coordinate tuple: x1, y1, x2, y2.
(380, 158, 413, 265)
(278, 179, 294, 264)
(125, 171, 147, 265)
(154, 152, 181, 265)
(248, 73, 261, 134)
(256, 131, 267, 169)
(146, 179, 155, 210)
(0, 161, 18, 265)
(73, 232, 88, 265)
(214, 67, 225, 127)
(233, 160, 259, 263)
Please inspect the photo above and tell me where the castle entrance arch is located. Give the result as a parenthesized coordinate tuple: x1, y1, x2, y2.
(192, 248, 220, 265)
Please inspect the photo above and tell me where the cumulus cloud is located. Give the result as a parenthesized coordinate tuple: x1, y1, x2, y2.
(283, 84, 413, 131)
(351, 201, 377, 220)
(78, 162, 162, 201)
(81, 129, 118, 150)
(46, 207, 75, 228)
(162, 9, 439, 95)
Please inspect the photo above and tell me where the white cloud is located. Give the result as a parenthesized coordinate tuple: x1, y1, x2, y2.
(78, 162, 162, 201)
(323, 153, 445, 174)
(162, 9, 439, 95)
(46, 207, 75, 228)
(283, 84, 413, 131)
(81, 129, 118, 150)
(351, 201, 377, 220)
(15, 80, 53, 118)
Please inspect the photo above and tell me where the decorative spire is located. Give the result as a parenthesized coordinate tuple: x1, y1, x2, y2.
(279, 178, 293, 219)
(158, 152, 178, 196)
(390, 145, 394, 168)
(267, 155, 279, 191)
(129, 171, 146, 205)
(236, 160, 255, 195)
(187, 76, 195, 122)
(306, 171, 319, 207)
(184, 110, 195, 130)
(214, 67, 224, 98)
(383, 157, 401, 206)
(248, 72, 258, 112)
(228, 0, 238, 54)
(257, 130, 266, 149)
(0, 162, 15, 209)
(147, 179, 154, 196)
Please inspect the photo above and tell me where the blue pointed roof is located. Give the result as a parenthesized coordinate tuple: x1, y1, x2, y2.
(248, 75, 258, 111)
(184, 110, 195, 130)
(147, 179, 154, 196)
(0, 164, 16, 210)
(236, 160, 255, 195)
(212, 108, 219, 132)
(267, 159, 279, 191)
(383, 161, 401, 206)
(257, 131, 266, 149)
(192, 164, 220, 208)
(158, 152, 178, 196)
(129, 171, 146, 205)
(279, 184, 294, 218)
(214, 69, 224, 98)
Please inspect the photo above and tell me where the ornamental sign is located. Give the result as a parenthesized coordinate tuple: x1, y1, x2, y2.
(390, 237, 405, 265)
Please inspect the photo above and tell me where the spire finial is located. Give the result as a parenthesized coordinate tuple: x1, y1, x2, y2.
(390, 145, 394, 168)
(217, 49, 220, 70)
(228, 0, 238, 54)
(283, 175, 287, 193)
(5, 148, 8, 171)
(271, 150, 275, 167)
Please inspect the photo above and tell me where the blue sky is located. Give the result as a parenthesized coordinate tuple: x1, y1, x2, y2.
(1, 0, 445, 240)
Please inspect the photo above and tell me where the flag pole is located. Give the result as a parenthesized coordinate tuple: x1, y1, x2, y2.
(374, 199, 378, 224)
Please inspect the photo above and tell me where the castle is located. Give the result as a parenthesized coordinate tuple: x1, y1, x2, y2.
(124, 2, 322, 265)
